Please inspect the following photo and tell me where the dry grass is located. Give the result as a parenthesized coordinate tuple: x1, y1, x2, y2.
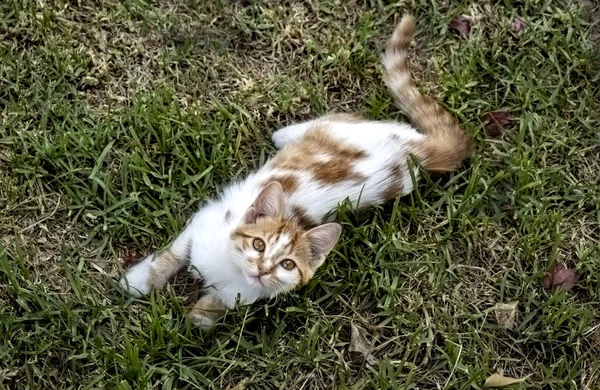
(1, 0, 599, 389)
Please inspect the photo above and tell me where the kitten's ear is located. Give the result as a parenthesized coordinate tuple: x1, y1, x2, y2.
(304, 223, 342, 270)
(243, 181, 284, 224)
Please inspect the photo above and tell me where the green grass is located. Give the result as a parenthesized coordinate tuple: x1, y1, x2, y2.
(1, 0, 599, 389)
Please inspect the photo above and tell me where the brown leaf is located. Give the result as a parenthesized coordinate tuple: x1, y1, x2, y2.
(449, 16, 471, 38)
(349, 323, 377, 365)
(512, 17, 526, 33)
(122, 249, 143, 269)
(484, 373, 531, 388)
(482, 111, 511, 138)
(542, 263, 577, 292)
(493, 302, 518, 330)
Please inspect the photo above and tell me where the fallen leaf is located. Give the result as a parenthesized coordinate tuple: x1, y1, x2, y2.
(493, 302, 518, 330)
(83, 76, 99, 86)
(122, 249, 143, 269)
(482, 111, 511, 138)
(449, 16, 471, 38)
(226, 379, 249, 390)
(512, 17, 526, 33)
(484, 373, 531, 388)
(542, 263, 577, 292)
(349, 323, 377, 365)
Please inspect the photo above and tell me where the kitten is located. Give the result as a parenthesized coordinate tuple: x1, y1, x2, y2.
(120, 15, 473, 328)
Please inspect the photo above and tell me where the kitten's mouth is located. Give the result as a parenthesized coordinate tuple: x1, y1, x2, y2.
(244, 273, 265, 287)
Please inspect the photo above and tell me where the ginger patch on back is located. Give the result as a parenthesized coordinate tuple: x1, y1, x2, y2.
(272, 124, 368, 185)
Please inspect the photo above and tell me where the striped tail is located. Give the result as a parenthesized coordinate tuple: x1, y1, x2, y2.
(381, 15, 474, 172)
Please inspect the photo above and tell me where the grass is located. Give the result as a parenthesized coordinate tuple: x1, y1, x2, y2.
(1, 0, 599, 388)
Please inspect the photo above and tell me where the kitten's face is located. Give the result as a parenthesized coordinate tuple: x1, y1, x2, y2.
(229, 181, 341, 296)
(231, 219, 313, 293)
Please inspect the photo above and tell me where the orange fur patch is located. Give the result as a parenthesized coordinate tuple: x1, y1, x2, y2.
(415, 136, 474, 173)
(266, 174, 299, 194)
(321, 113, 364, 123)
(189, 294, 226, 321)
(272, 124, 368, 185)
(379, 162, 404, 201)
(148, 249, 181, 288)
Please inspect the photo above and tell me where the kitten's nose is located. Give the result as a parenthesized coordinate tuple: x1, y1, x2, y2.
(257, 263, 269, 276)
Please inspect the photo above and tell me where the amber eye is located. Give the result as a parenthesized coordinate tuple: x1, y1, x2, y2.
(252, 238, 265, 252)
(280, 259, 296, 270)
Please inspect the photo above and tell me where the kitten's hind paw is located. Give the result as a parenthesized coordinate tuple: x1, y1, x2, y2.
(188, 294, 225, 329)
(187, 311, 216, 330)
(271, 122, 313, 149)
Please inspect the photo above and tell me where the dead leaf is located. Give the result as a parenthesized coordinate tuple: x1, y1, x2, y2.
(226, 379, 249, 390)
(484, 373, 531, 388)
(83, 76, 99, 86)
(482, 111, 511, 138)
(512, 17, 526, 33)
(449, 16, 471, 38)
(493, 302, 518, 330)
(122, 249, 143, 269)
(349, 323, 377, 365)
(542, 263, 577, 292)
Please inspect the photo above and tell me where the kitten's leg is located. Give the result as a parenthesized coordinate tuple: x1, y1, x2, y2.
(271, 122, 315, 149)
(120, 225, 193, 297)
(188, 293, 226, 329)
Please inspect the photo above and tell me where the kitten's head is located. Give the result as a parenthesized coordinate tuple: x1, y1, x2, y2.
(230, 182, 341, 296)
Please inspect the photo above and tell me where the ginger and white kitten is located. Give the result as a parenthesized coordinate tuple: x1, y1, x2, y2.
(120, 15, 473, 328)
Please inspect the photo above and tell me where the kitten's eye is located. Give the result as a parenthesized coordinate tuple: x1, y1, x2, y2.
(252, 238, 265, 252)
(280, 259, 296, 270)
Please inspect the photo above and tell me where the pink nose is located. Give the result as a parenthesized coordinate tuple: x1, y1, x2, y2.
(257, 264, 269, 276)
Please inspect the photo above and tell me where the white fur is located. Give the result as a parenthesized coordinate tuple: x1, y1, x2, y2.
(271, 122, 313, 148)
(268, 233, 290, 257)
(121, 118, 424, 311)
(120, 257, 152, 297)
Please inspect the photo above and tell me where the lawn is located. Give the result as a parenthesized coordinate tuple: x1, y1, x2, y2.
(1, 0, 599, 389)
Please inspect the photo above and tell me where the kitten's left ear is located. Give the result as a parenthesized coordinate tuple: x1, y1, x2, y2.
(243, 181, 284, 224)
(304, 223, 342, 270)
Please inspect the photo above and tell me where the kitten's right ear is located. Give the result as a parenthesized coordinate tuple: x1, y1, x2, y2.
(243, 181, 284, 224)
(304, 223, 342, 271)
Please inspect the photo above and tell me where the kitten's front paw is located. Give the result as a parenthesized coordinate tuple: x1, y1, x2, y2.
(187, 311, 215, 330)
(119, 258, 152, 297)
